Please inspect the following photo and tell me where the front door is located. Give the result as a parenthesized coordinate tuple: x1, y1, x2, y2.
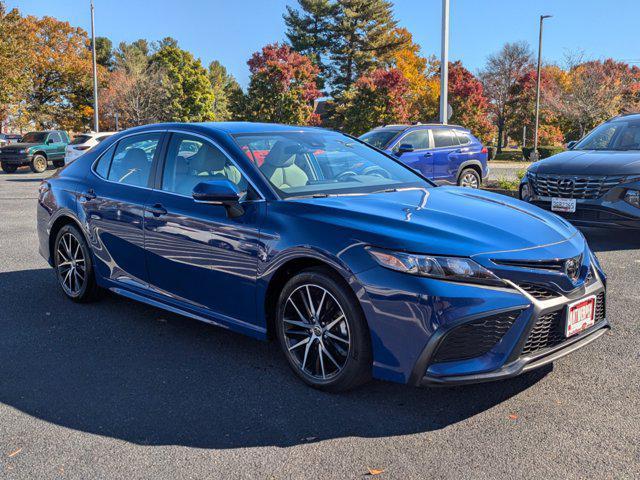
(80, 131, 163, 289)
(143, 132, 263, 330)
(391, 129, 433, 177)
(46, 132, 66, 161)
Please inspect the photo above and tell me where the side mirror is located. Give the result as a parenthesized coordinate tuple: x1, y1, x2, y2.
(192, 180, 244, 218)
(567, 141, 577, 150)
(395, 143, 414, 156)
(47, 138, 54, 145)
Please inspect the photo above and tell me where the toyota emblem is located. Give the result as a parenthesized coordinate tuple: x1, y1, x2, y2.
(564, 255, 581, 282)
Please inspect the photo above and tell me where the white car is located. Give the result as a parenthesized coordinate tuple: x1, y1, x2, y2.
(64, 132, 116, 164)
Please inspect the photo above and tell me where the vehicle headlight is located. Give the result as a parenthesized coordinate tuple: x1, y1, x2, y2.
(623, 189, 640, 208)
(18, 148, 28, 154)
(367, 247, 503, 286)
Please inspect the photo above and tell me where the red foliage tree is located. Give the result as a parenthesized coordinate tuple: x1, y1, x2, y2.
(242, 43, 321, 125)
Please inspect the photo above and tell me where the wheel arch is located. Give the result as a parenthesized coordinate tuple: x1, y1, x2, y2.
(32, 150, 48, 159)
(262, 255, 365, 340)
(457, 161, 483, 183)
(48, 213, 85, 263)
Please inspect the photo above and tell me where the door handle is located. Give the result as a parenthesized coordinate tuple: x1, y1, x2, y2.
(423, 152, 433, 157)
(81, 188, 96, 200)
(147, 204, 167, 217)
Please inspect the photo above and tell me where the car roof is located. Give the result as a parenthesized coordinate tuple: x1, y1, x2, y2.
(115, 122, 332, 137)
(371, 123, 471, 133)
(608, 112, 640, 122)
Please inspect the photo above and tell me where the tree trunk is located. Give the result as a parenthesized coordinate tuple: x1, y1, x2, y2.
(497, 119, 505, 153)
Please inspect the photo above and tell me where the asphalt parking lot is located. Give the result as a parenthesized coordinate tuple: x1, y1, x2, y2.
(0, 168, 638, 479)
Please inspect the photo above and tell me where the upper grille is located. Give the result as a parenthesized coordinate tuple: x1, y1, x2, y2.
(431, 310, 523, 364)
(518, 283, 560, 300)
(529, 174, 626, 199)
(521, 291, 606, 355)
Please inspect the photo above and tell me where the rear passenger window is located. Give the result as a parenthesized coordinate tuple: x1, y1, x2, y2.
(106, 133, 161, 187)
(432, 129, 460, 148)
(455, 131, 472, 145)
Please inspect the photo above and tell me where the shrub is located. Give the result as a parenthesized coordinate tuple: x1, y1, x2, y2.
(493, 150, 523, 161)
(522, 145, 565, 160)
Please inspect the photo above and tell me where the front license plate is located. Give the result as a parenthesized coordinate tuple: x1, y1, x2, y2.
(566, 295, 596, 337)
(551, 197, 576, 213)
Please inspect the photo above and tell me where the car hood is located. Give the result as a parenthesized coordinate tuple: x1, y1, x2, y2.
(530, 150, 640, 175)
(1, 142, 39, 150)
(289, 186, 581, 258)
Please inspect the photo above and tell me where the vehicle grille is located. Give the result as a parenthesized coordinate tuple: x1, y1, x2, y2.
(530, 174, 626, 199)
(431, 310, 523, 364)
(521, 291, 605, 355)
(518, 283, 560, 300)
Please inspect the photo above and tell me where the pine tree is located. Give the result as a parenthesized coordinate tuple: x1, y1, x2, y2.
(284, 0, 338, 90)
(330, 0, 405, 93)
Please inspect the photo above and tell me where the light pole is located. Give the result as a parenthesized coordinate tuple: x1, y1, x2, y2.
(533, 14, 552, 157)
(90, 0, 99, 133)
(439, 0, 450, 124)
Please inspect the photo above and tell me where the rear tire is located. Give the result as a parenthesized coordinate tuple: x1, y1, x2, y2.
(53, 160, 65, 168)
(30, 154, 47, 173)
(458, 168, 481, 188)
(54, 224, 99, 303)
(1, 162, 18, 173)
(275, 267, 372, 392)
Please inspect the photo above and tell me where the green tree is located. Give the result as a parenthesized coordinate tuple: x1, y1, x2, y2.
(208, 60, 240, 121)
(94, 36, 113, 69)
(284, 0, 338, 89)
(150, 37, 215, 122)
(241, 43, 321, 125)
(330, 0, 405, 92)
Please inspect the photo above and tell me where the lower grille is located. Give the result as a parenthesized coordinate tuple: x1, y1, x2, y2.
(431, 310, 523, 364)
(521, 291, 606, 355)
(518, 283, 560, 300)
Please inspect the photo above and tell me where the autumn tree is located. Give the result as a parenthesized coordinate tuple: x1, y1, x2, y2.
(448, 62, 494, 144)
(331, 68, 413, 135)
(284, 0, 338, 89)
(150, 37, 215, 122)
(240, 43, 321, 125)
(479, 41, 533, 151)
(94, 36, 113, 69)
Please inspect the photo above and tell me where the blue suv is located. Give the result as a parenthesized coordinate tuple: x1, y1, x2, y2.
(360, 124, 489, 188)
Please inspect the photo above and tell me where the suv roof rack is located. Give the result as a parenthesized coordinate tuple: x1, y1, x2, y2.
(377, 123, 466, 129)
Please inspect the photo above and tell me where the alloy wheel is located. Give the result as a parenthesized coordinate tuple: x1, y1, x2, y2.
(460, 172, 479, 188)
(56, 232, 87, 296)
(282, 284, 351, 381)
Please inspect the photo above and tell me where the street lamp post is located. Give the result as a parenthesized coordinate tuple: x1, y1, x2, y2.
(439, 0, 450, 124)
(533, 14, 552, 158)
(90, 0, 99, 133)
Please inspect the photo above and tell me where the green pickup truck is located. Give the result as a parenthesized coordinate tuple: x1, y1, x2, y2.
(0, 130, 70, 173)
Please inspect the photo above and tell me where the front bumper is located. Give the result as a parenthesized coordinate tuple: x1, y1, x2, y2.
(0, 154, 32, 165)
(529, 197, 640, 229)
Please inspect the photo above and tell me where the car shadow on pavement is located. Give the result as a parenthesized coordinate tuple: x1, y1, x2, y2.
(581, 227, 640, 252)
(0, 268, 551, 449)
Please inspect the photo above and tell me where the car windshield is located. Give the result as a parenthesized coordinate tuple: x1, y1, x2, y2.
(574, 119, 640, 151)
(359, 129, 404, 149)
(233, 130, 429, 198)
(21, 132, 48, 143)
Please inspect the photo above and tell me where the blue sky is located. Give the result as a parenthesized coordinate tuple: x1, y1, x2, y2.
(10, 0, 640, 87)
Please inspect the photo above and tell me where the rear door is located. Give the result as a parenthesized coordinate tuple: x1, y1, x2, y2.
(391, 129, 434, 177)
(79, 131, 164, 289)
(431, 128, 462, 183)
(143, 131, 264, 330)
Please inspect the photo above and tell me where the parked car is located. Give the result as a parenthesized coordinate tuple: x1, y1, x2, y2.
(359, 124, 489, 188)
(0, 134, 7, 147)
(65, 131, 116, 165)
(5, 134, 22, 144)
(0, 130, 70, 173)
(520, 113, 640, 229)
(38, 122, 608, 391)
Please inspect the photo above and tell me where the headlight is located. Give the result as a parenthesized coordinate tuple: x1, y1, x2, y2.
(367, 247, 503, 286)
(624, 189, 640, 208)
(18, 148, 28, 154)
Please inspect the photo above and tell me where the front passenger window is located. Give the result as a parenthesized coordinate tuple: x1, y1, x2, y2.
(161, 133, 247, 197)
(107, 133, 160, 187)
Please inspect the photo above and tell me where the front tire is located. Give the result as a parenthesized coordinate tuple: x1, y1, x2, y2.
(30, 154, 47, 173)
(275, 268, 372, 392)
(54, 224, 98, 302)
(1, 162, 18, 173)
(458, 168, 481, 188)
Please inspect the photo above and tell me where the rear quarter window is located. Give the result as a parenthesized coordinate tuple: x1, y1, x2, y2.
(70, 135, 92, 145)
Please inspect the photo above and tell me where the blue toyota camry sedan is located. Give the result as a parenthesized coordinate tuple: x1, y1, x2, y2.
(37, 122, 609, 391)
